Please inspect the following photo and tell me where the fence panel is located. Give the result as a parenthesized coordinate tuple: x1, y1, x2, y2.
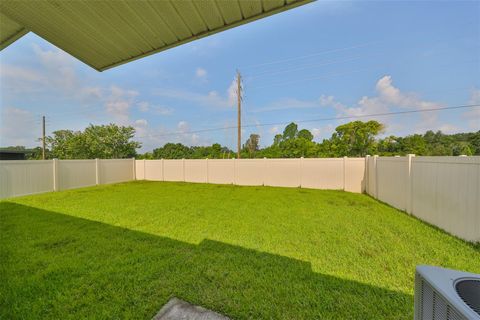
(345, 158, 366, 193)
(135, 160, 145, 180)
(301, 158, 343, 189)
(366, 156, 376, 197)
(0, 160, 54, 198)
(145, 160, 164, 181)
(264, 158, 301, 187)
(411, 157, 479, 242)
(207, 159, 234, 184)
(235, 159, 265, 186)
(185, 160, 207, 183)
(163, 160, 184, 181)
(376, 157, 408, 210)
(99, 159, 134, 184)
(58, 159, 96, 190)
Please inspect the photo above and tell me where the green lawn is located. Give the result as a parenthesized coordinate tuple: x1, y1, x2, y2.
(1, 181, 479, 319)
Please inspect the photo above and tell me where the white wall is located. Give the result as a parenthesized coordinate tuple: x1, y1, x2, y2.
(141, 158, 366, 191)
(411, 157, 479, 242)
(58, 159, 96, 190)
(0, 158, 135, 199)
(0, 160, 54, 198)
(99, 159, 134, 184)
(367, 156, 479, 242)
(2, 156, 478, 243)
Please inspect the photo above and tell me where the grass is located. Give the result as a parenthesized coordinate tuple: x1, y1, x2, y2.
(1, 181, 479, 319)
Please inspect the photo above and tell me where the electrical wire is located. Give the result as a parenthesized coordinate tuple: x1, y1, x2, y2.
(136, 104, 480, 139)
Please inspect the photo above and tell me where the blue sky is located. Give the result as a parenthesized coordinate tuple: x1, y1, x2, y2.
(1, 1, 479, 152)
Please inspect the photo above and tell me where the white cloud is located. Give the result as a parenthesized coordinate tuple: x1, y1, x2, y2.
(469, 88, 480, 105)
(269, 126, 280, 134)
(311, 128, 321, 138)
(0, 107, 38, 147)
(0, 64, 48, 94)
(227, 79, 237, 107)
(462, 88, 480, 130)
(252, 98, 318, 113)
(32, 44, 78, 91)
(195, 67, 207, 79)
(318, 75, 456, 135)
(137, 101, 174, 115)
(135, 119, 148, 127)
(154, 81, 237, 108)
(137, 101, 150, 112)
(177, 121, 189, 132)
(104, 86, 139, 125)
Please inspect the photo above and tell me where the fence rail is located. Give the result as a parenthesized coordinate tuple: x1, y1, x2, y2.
(1, 156, 479, 242)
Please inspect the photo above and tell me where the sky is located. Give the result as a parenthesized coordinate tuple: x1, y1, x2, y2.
(1, 1, 479, 152)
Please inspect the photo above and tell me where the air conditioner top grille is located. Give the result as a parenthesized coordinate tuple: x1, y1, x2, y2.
(455, 279, 480, 316)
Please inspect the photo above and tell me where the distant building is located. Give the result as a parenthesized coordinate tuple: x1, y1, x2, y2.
(0, 149, 34, 160)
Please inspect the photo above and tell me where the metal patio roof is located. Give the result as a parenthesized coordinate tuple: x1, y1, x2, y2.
(0, 0, 312, 71)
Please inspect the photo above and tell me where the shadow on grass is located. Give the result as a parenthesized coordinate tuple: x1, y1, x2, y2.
(1, 202, 412, 319)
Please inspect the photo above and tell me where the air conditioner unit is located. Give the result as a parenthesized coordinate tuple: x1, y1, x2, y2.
(415, 265, 480, 320)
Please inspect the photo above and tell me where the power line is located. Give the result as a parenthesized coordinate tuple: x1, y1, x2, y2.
(136, 104, 480, 139)
(241, 41, 376, 70)
(246, 53, 374, 79)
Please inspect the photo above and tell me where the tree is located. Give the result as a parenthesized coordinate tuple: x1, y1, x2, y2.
(47, 124, 140, 159)
(328, 120, 384, 156)
(244, 134, 260, 158)
(153, 143, 192, 159)
(273, 134, 283, 146)
(297, 129, 314, 141)
(283, 122, 298, 140)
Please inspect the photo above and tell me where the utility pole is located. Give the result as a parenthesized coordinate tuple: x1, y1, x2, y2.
(42, 115, 46, 160)
(236, 70, 242, 159)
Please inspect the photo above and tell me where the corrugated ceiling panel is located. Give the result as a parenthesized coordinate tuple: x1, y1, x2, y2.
(0, 0, 313, 71)
(43, 1, 127, 63)
(215, 1, 244, 24)
(0, 1, 111, 68)
(239, 0, 263, 19)
(0, 12, 27, 50)
(69, 1, 141, 58)
(126, 2, 178, 46)
(96, 1, 154, 53)
(262, 0, 286, 11)
(192, 1, 225, 30)
(148, 1, 192, 40)
(171, 1, 209, 35)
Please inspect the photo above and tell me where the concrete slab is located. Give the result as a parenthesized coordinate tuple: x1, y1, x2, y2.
(153, 298, 230, 320)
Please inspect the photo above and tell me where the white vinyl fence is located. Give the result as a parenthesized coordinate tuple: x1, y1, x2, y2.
(135, 157, 366, 192)
(366, 155, 480, 242)
(0, 158, 135, 198)
(1, 156, 479, 242)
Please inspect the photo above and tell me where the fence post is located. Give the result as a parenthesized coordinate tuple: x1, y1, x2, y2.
(263, 157, 267, 186)
(95, 158, 100, 185)
(406, 154, 415, 214)
(132, 157, 136, 180)
(182, 158, 185, 182)
(53, 158, 59, 191)
(143, 159, 146, 180)
(206, 158, 209, 183)
(300, 157, 304, 188)
(343, 156, 347, 191)
(233, 158, 236, 185)
(365, 155, 370, 194)
(161, 159, 165, 181)
(373, 155, 379, 199)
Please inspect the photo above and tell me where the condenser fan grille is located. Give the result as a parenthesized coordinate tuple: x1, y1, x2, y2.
(455, 279, 480, 316)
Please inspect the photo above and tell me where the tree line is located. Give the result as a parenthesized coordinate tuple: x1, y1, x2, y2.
(3, 121, 479, 159)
